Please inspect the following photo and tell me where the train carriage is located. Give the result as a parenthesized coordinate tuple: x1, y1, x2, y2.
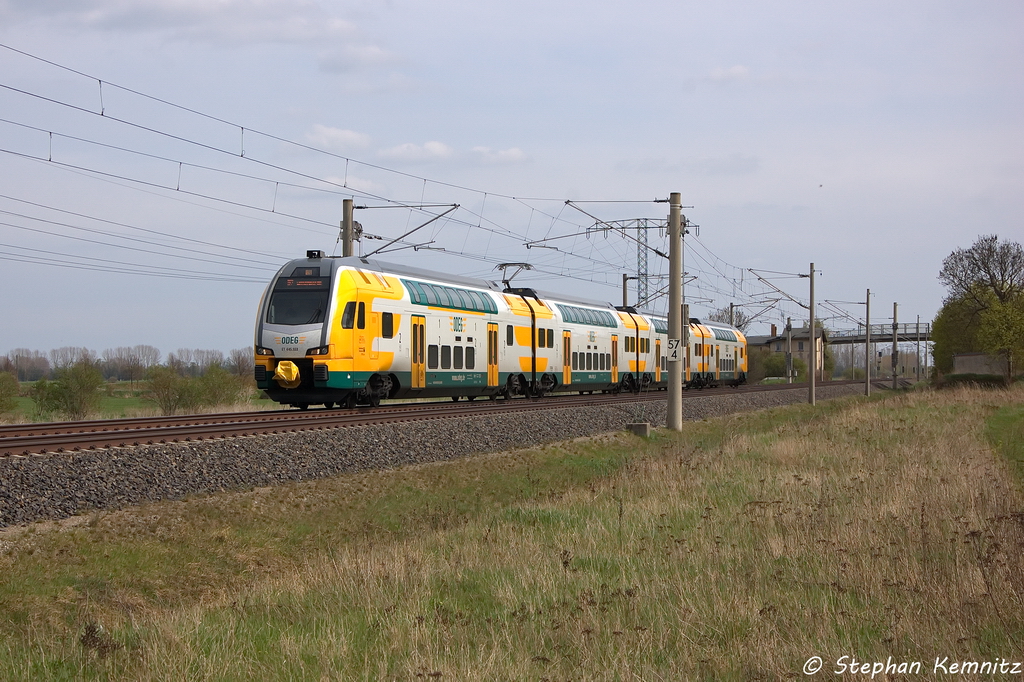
(255, 252, 746, 408)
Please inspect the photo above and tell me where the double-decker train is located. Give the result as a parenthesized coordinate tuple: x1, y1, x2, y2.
(254, 251, 747, 409)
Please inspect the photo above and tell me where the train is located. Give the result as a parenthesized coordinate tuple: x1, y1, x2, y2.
(254, 251, 747, 409)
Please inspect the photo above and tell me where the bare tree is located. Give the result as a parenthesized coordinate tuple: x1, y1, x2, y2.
(49, 347, 96, 370)
(939, 234, 1024, 307)
(167, 348, 195, 376)
(134, 345, 161, 369)
(193, 349, 224, 374)
(227, 347, 254, 377)
(6, 349, 50, 381)
(706, 306, 752, 332)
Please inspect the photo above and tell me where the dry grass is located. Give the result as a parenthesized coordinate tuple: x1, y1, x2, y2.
(1, 387, 1022, 679)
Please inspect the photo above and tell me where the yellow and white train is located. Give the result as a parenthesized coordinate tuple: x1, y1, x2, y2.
(254, 251, 747, 408)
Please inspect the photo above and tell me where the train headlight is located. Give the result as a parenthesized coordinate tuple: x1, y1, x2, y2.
(255, 346, 275, 356)
(306, 345, 331, 356)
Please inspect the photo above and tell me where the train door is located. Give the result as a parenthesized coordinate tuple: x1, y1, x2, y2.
(369, 310, 379, 360)
(655, 339, 662, 382)
(411, 315, 426, 388)
(487, 323, 499, 387)
(562, 331, 572, 385)
(715, 346, 720, 380)
(611, 335, 619, 383)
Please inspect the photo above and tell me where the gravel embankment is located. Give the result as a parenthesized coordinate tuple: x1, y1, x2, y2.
(0, 384, 865, 527)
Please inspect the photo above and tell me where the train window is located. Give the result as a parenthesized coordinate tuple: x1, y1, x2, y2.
(465, 347, 475, 370)
(599, 353, 605, 371)
(441, 345, 452, 369)
(586, 353, 593, 370)
(382, 312, 394, 338)
(571, 352, 577, 370)
(605, 353, 611, 368)
(507, 325, 514, 346)
(428, 345, 439, 369)
(536, 328, 543, 347)
(357, 302, 366, 329)
(341, 302, 356, 329)
(422, 285, 441, 306)
(546, 329, 554, 348)
(453, 346, 464, 370)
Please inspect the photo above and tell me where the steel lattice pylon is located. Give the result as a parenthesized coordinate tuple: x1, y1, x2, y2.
(588, 218, 666, 308)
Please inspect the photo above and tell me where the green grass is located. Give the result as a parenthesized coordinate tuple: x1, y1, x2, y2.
(987, 404, 1024, 482)
(1, 387, 1022, 679)
(2, 383, 269, 423)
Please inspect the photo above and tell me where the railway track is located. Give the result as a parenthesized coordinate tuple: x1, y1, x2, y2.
(0, 381, 865, 457)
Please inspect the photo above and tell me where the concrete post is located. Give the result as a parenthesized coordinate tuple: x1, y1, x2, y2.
(342, 199, 354, 257)
(865, 288, 871, 396)
(892, 302, 899, 390)
(809, 262, 815, 406)
(667, 192, 683, 431)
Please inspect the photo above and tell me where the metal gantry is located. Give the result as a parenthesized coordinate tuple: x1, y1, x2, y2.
(587, 218, 667, 307)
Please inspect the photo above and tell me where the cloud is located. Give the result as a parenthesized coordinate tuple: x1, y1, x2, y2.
(323, 175, 386, 196)
(377, 141, 454, 162)
(615, 153, 758, 176)
(710, 65, 749, 81)
(306, 124, 370, 152)
(5, 0, 358, 45)
(317, 44, 399, 73)
(690, 153, 760, 176)
(470, 146, 528, 164)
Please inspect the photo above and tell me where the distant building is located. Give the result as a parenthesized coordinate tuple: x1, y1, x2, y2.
(875, 348, 924, 381)
(747, 324, 828, 379)
(952, 352, 1008, 376)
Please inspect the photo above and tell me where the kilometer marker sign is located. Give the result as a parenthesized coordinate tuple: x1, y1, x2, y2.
(667, 339, 681, 361)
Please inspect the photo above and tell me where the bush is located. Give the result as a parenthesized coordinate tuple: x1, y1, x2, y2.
(146, 365, 253, 415)
(146, 366, 193, 416)
(198, 366, 246, 407)
(0, 372, 19, 414)
(761, 353, 807, 381)
(31, 362, 104, 420)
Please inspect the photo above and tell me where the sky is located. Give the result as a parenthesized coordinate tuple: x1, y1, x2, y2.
(1, 0, 1021, 360)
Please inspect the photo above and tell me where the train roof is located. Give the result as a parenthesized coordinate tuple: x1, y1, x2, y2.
(287, 254, 624, 313)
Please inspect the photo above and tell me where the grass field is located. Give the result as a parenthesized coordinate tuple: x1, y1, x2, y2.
(0, 386, 1021, 679)
(2, 386, 275, 423)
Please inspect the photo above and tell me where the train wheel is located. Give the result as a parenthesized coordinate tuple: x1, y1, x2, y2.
(451, 396, 460, 402)
(296, 403, 309, 410)
(368, 394, 381, 408)
(488, 393, 497, 401)
(344, 394, 357, 409)
(467, 395, 476, 401)
(323, 402, 335, 410)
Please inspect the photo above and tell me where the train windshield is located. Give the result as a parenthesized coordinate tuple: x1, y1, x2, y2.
(266, 277, 330, 325)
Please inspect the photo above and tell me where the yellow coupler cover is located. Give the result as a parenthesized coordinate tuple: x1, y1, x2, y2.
(273, 360, 302, 389)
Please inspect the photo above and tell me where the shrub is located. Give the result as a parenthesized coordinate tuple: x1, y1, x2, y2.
(146, 365, 252, 415)
(0, 372, 18, 414)
(31, 361, 104, 420)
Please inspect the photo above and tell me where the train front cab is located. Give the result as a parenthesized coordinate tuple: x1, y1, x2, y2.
(257, 261, 404, 408)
